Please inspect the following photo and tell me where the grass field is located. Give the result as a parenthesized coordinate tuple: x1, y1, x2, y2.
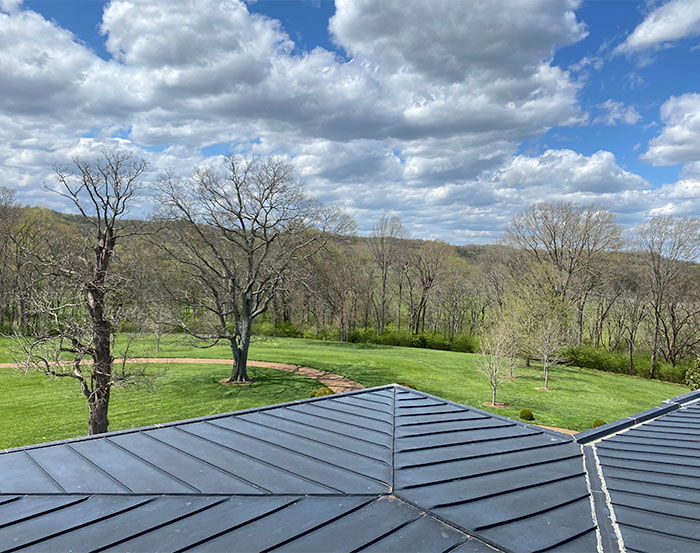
(0, 334, 688, 448)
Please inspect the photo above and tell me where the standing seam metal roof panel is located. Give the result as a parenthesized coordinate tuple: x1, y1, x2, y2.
(2, 384, 698, 552)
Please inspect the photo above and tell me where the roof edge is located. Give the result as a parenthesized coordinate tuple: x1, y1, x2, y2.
(575, 389, 699, 444)
(392, 384, 574, 442)
(663, 388, 700, 406)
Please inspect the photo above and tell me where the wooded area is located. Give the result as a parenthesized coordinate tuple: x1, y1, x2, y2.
(1, 152, 699, 431)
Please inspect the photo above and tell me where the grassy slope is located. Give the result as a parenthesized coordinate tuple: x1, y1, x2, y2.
(0, 361, 319, 449)
(0, 335, 688, 448)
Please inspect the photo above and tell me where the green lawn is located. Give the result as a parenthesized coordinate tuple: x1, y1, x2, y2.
(0, 361, 319, 449)
(0, 334, 689, 448)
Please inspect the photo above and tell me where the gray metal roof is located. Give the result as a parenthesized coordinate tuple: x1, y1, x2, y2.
(1, 384, 699, 552)
(591, 400, 700, 553)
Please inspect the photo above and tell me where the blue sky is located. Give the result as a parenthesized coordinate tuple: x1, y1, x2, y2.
(1, 0, 699, 242)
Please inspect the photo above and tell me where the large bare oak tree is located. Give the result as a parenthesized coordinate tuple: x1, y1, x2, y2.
(156, 155, 350, 382)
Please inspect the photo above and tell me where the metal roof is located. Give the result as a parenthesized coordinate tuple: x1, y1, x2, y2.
(1, 384, 699, 552)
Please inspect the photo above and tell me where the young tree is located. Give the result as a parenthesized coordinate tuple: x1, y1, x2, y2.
(635, 216, 700, 377)
(13, 151, 149, 435)
(503, 264, 572, 390)
(478, 319, 515, 405)
(156, 155, 351, 382)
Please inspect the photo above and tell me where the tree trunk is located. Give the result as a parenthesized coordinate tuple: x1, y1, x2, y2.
(229, 307, 252, 382)
(627, 338, 634, 375)
(230, 334, 251, 382)
(650, 311, 659, 379)
(340, 309, 347, 342)
(543, 363, 549, 390)
(576, 301, 584, 347)
(88, 386, 110, 435)
(492, 386, 496, 405)
(88, 280, 113, 435)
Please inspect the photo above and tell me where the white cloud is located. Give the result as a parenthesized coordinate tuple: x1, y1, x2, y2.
(642, 93, 700, 165)
(0, 0, 22, 14)
(616, 0, 700, 53)
(594, 99, 642, 126)
(492, 149, 647, 194)
(3, 0, 692, 242)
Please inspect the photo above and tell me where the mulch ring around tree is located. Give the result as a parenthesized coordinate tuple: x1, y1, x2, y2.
(483, 401, 510, 408)
(218, 378, 256, 386)
(535, 387, 555, 391)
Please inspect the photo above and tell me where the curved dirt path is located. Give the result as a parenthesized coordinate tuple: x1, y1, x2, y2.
(0, 358, 364, 394)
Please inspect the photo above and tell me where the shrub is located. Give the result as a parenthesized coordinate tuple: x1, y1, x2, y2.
(396, 381, 417, 389)
(565, 345, 688, 384)
(452, 333, 479, 353)
(565, 345, 627, 374)
(115, 320, 138, 333)
(685, 357, 700, 389)
(519, 408, 534, 421)
(308, 387, 334, 398)
(657, 361, 688, 385)
(592, 419, 607, 428)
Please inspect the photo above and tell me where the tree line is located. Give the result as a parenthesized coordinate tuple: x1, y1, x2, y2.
(0, 151, 698, 433)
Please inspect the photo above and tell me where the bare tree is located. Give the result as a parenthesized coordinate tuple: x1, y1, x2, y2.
(504, 202, 621, 345)
(479, 319, 515, 405)
(13, 151, 150, 435)
(635, 216, 700, 377)
(156, 155, 351, 382)
(503, 264, 572, 390)
(0, 187, 19, 329)
(368, 215, 408, 332)
(406, 241, 452, 334)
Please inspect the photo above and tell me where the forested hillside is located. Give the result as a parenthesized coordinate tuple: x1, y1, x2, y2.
(2, 174, 698, 388)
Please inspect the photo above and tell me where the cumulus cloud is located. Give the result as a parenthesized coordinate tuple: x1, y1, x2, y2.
(642, 93, 700, 165)
(594, 99, 642, 126)
(616, 0, 700, 54)
(1, 0, 692, 243)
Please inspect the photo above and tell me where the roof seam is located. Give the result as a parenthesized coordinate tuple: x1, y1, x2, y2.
(89, 497, 231, 553)
(471, 493, 591, 531)
(398, 452, 583, 490)
(0, 495, 88, 531)
(4, 496, 156, 553)
(391, 490, 514, 553)
(237, 411, 391, 465)
(284, 405, 394, 437)
(257, 496, 379, 553)
(64, 442, 133, 493)
(22, 450, 66, 493)
(428, 472, 584, 509)
(350, 512, 423, 553)
(203, 419, 390, 487)
(104, 436, 202, 493)
(172, 496, 301, 553)
(177, 423, 345, 494)
(258, 409, 392, 450)
(141, 427, 272, 493)
(396, 440, 574, 470)
(395, 429, 543, 453)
